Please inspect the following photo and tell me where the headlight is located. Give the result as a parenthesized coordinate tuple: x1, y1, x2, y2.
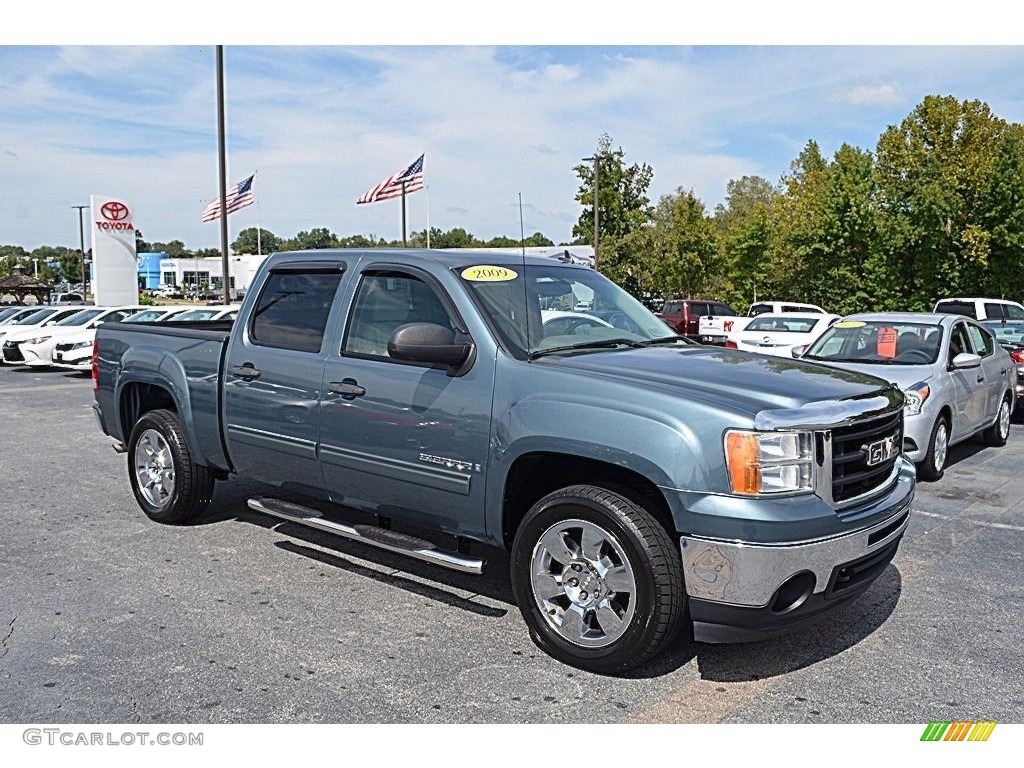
(71, 341, 92, 350)
(725, 430, 814, 495)
(903, 383, 930, 416)
(27, 336, 52, 345)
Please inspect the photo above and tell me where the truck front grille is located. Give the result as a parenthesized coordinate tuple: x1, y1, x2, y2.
(830, 410, 903, 503)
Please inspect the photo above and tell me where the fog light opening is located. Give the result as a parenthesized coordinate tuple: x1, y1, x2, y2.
(770, 571, 816, 614)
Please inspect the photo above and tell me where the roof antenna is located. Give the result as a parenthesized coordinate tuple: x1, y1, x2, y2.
(519, 192, 532, 358)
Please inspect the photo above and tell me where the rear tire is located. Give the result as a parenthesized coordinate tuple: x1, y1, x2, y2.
(510, 485, 686, 674)
(127, 408, 215, 524)
(983, 395, 1012, 447)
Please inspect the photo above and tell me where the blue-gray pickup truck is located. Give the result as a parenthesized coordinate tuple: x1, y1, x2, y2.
(93, 249, 914, 672)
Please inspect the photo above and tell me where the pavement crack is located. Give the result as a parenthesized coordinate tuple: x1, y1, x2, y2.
(0, 616, 15, 661)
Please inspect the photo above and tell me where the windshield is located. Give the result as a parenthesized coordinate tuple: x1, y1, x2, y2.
(744, 316, 820, 333)
(56, 308, 103, 326)
(170, 309, 220, 321)
(14, 308, 58, 325)
(806, 320, 942, 365)
(124, 310, 167, 323)
(458, 263, 688, 357)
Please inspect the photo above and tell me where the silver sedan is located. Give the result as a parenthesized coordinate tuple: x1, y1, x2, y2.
(802, 312, 1015, 480)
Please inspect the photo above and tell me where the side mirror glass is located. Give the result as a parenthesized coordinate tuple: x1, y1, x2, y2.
(388, 322, 473, 368)
(951, 352, 982, 369)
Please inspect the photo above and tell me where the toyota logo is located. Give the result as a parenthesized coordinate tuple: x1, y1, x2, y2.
(100, 201, 130, 221)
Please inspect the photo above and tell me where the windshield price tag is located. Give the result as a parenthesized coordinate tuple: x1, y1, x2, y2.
(461, 265, 518, 282)
(877, 326, 897, 358)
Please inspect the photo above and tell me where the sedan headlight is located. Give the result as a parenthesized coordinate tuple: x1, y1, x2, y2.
(71, 341, 92, 350)
(725, 430, 814, 495)
(27, 336, 52, 345)
(903, 383, 931, 416)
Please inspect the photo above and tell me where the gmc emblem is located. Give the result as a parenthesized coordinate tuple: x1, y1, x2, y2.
(865, 435, 899, 466)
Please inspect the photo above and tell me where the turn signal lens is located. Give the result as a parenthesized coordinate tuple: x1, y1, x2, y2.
(725, 431, 762, 494)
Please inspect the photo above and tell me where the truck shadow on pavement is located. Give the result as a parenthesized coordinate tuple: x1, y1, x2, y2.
(199, 477, 903, 681)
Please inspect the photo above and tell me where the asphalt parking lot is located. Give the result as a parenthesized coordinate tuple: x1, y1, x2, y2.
(1, 363, 1022, 724)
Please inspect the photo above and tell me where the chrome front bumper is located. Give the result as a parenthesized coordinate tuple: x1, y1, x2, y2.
(680, 494, 912, 608)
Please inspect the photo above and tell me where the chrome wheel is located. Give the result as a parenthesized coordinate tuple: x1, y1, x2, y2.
(933, 421, 948, 473)
(530, 519, 637, 648)
(999, 399, 1011, 440)
(133, 428, 176, 508)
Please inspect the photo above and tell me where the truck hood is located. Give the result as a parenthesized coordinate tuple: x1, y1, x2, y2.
(542, 345, 896, 415)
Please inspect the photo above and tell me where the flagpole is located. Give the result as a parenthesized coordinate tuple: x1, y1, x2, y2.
(216, 44, 231, 305)
(425, 153, 430, 249)
(401, 180, 407, 248)
(255, 172, 262, 259)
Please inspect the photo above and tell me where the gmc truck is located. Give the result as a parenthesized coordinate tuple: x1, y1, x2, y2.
(93, 249, 914, 673)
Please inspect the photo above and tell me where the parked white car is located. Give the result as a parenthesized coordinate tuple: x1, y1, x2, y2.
(51, 306, 195, 371)
(122, 306, 195, 323)
(1, 306, 146, 367)
(0, 306, 83, 345)
(167, 305, 241, 322)
(933, 297, 1024, 322)
(698, 301, 828, 345)
(725, 313, 840, 357)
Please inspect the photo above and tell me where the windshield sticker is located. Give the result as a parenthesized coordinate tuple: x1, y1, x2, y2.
(461, 265, 518, 282)
(877, 326, 897, 358)
(834, 320, 865, 329)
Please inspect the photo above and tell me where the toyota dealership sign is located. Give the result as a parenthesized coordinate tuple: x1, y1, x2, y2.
(90, 195, 139, 306)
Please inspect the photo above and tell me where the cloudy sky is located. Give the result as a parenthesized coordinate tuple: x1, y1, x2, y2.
(2, 7, 1020, 251)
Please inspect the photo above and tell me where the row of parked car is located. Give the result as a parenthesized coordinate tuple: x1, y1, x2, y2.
(0, 303, 240, 371)
(654, 295, 1024, 482)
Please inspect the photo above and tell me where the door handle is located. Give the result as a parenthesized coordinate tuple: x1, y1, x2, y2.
(231, 364, 261, 380)
(328, 379, 366, 398)
(977, 375, 985, 384)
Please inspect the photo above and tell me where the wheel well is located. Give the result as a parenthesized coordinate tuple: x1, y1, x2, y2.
(938, 404, 952, 428)
(120, 382, 177, 437)
(501, 453, 676, 549)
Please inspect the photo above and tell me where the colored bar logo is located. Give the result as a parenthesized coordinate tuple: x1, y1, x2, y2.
(921, 721, 997, 741)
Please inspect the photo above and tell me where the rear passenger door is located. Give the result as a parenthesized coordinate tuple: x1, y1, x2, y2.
(317, 265, 494, 535)
(223, 262, 348, 494)
(966, 321, 1006, 423)
(946, 321, 988, 438)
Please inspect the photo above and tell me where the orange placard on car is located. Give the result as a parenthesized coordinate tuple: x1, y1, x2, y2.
(877, 326, 897, 358)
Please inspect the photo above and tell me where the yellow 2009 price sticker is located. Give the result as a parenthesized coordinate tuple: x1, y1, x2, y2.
(834, 320, 866, 329)
(461, 265, 518, 282)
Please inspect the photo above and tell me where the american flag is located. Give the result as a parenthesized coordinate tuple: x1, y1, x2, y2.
(357, 154, 425, 204)
(201, 174, 256, 222)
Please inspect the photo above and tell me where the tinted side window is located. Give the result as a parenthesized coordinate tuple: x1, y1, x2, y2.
(710, 303, 736, 316)
(1004, 304, 1024, 321)
(343, 273, 455, 359)
(689, 302, 708, 317)
(663, 301, 681, 315)
(250, 271, 342, 353)
(749, 303, 772, 316)
(966, 323, 994, 357)
(983, 303, 1006, 320)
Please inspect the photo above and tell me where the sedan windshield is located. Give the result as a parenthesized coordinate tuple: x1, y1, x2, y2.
(56, 309, 103, 326)
(13, 308, 58, 325)
(459, 263, 689, 358)
(805, 321, 942, 365)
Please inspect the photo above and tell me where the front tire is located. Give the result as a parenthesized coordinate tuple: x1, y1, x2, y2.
(510, 485, 686, 674)
(127, 409, 215, 524)
(917, 415, 949, 481)
(982, 395, 1012, 447)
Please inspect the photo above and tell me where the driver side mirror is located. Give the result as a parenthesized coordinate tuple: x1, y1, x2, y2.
(950, 352, 981, 369)
(388, 322, 474, 375)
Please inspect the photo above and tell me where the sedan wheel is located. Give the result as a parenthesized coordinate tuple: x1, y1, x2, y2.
(983, 396, 1012, 447)
(918, 416, 949, 481)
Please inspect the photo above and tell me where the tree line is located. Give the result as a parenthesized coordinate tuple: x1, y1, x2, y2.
(584, 95, 1024, 314)
(5, 94, 1022, 316)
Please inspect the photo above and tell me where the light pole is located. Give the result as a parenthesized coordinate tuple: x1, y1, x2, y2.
(581, 155, 600, 270)
(72, 205, 88, 295)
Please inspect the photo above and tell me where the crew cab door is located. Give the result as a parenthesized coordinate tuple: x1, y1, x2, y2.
(222, 262, 348, 493)
(946, 321, 989, 438)
(965, 321, 1007, 422)
(317, 265, 494, 536)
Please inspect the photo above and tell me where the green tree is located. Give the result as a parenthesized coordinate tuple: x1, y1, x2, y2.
(291, 228, 339, 250)
(714, 176, 778, 307)
(573, 134, 654, 261)
(875, 95, 1009, 307)
(0, 245, 29, 278)
(232, 228, 281, 255)
(149, 240, 191, 257)
(982, 123, 1024, 299)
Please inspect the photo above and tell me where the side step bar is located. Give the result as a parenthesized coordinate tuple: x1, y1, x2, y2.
(247, 497, 485, 575)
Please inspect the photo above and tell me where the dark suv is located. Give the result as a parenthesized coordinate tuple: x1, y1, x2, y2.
(657, 299, 736, 338)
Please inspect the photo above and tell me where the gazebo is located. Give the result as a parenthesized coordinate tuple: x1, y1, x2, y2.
(0, 264, 51, 305)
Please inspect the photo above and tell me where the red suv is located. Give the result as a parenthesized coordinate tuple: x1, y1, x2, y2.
(657, 299, 736, 339)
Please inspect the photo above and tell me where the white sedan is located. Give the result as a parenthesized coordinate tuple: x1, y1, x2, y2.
(2, 306, 146, 367)
(725, 313, 840, 358)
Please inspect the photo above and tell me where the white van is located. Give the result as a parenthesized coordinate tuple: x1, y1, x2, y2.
(933, 298, 1024, 321)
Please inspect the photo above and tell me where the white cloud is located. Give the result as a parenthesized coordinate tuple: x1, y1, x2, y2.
(831, 83, 904, 107)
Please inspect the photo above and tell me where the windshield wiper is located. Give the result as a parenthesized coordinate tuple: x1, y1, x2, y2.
(638, 335, 690, 346)
(529, 338, 645, 359)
